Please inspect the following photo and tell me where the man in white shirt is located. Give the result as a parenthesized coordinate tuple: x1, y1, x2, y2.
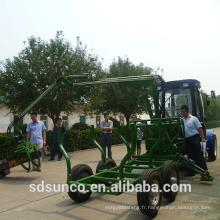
(100, 113, 113, 159)
(181, 105, 208, 176)
(26, 112, 46, 172)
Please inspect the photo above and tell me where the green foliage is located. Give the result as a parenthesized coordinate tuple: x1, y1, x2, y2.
(0, 134, 17, 160)
(202, 93, 220, 121)
(109, 117, 120, 127)
(21, 123, 28, 133)
(86, 57, 152, 122)
(62, 127, 126, 152)
(208, 99, 220, 120)
(0, 32, 105, 124)
(70, 122, 90, 130)
(46, 130, 55, 151)
(0, 126, 129, 160)
(14, 123, 27, 134)
(206, 120, 220, 129)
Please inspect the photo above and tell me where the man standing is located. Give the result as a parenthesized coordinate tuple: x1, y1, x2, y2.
(132, 114, 143, 155)
(180, 105, 208, 176)
(101, 113, 113, 159)
(26, 112, 46, 172)
(49, 118, 65, 161)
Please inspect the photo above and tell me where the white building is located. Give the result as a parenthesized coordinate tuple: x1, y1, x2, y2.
(0, 105, 13, 133)
(0, 104, 127, 133)
(0, 100, 150, 133)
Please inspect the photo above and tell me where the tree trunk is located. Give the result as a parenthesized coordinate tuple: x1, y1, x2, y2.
(124, 114, 131, 124)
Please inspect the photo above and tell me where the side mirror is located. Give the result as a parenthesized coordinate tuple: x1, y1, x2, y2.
(211, 90, 216, 99)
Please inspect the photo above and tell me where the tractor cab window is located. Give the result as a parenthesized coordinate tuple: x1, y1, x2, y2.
(194, 87, 204, 120)
(160, 88, 192, 117)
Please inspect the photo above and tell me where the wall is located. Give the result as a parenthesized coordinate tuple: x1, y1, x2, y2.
(0, 104, 126, 132)
(0, 104, 150, 132)
(0, 105, 13, 133)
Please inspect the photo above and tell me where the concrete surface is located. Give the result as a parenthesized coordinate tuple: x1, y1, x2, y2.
(0, 128, 220, 220)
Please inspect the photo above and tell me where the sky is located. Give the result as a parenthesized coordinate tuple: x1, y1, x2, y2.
(0, 0, 220, 95)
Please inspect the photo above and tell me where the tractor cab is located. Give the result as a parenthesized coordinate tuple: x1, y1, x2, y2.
(158, 79, 205, 122)
(158, 79, 217, 161)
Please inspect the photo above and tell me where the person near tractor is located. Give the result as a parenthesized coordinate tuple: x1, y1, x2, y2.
(180, 105, 208, 176)
(100, 113, 113, 159)
(26, 112, 46, 172)
(48, 117, 66, 161)
(131, 114, 143, 155)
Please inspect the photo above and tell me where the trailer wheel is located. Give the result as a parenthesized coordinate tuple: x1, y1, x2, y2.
(208, 134, 217, 161)
(161, 160, 179, 202)
(68, 164, 93, 203)
(137, 169, 162, 218)
(96, 158, 117, 173)
(0, 169, 10, 177)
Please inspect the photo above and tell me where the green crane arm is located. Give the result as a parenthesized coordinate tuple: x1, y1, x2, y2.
(7, 74, 164, 139)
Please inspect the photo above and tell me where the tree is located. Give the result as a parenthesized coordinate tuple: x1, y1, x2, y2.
(0, 32, 105, 124)
(86, 57, 153, 122)
(202, 92, 220, 121)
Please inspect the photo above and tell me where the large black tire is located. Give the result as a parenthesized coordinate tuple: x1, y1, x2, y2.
(0, 169, 10, 177)
(160, 160, 179, 202)
(96, 158, 117, 173)
(137, 169, 163, 218)
(68, 164, 93, 203)
(208, 134, 217, 161)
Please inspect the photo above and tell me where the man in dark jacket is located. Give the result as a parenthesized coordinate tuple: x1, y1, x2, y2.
(49, 118, 65, 161)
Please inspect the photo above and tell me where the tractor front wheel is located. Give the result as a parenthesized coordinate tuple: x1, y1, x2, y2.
(208, 134, 217, 161)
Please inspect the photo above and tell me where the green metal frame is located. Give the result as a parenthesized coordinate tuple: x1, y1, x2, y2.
(56, 74, 214, 196)
(14, 141, 41, 172)
(57, 117, 213, 196)
(7, 73, 214, 185)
